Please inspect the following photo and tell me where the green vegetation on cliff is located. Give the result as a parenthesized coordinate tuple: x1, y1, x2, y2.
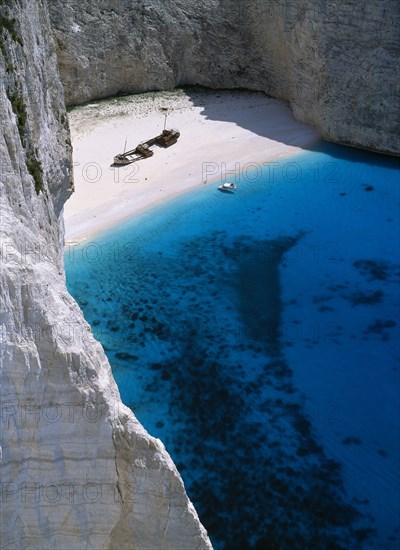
(26, 151, 44, 195)
(0, 12, 23, 46)
(7, 91, 27, 143)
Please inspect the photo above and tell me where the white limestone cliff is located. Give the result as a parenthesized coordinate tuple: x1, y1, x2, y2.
(0, 1, 211, 548)
(48, 0, 399, 156)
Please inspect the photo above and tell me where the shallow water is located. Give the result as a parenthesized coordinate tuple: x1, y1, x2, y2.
(65, 142, 399, 549)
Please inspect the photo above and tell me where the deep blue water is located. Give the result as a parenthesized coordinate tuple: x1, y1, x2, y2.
(65, 142, 399, 549)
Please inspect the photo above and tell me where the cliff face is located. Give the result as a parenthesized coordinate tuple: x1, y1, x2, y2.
(0, 2, 211, 548)
(48, 0, 399, 155)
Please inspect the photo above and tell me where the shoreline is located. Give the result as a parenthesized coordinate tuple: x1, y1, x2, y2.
(63, 89, 320, 245)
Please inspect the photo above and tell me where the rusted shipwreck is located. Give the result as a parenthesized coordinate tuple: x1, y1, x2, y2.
(113, 129, 180, 165)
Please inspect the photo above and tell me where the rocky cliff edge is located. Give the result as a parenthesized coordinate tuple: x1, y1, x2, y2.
(0, 1, 211, 548)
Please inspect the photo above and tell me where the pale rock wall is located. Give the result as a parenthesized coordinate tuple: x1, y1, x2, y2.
(48, 0, 400, 155)
(0, 1, 211, 548)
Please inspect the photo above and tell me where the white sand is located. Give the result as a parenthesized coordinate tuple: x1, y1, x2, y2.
(64, 89, 319, 244)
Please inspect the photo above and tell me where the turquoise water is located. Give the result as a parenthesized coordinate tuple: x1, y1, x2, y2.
(65, 142, 399, 549)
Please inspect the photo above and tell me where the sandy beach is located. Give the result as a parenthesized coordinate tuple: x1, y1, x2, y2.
(64, 89, 319, 244)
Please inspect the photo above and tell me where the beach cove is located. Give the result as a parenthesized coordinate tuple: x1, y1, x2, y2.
(64, 89, 319, 244)
(64, 90, 399, 549)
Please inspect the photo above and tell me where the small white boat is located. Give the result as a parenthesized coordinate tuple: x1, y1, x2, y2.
(218, 182, 237, 192)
